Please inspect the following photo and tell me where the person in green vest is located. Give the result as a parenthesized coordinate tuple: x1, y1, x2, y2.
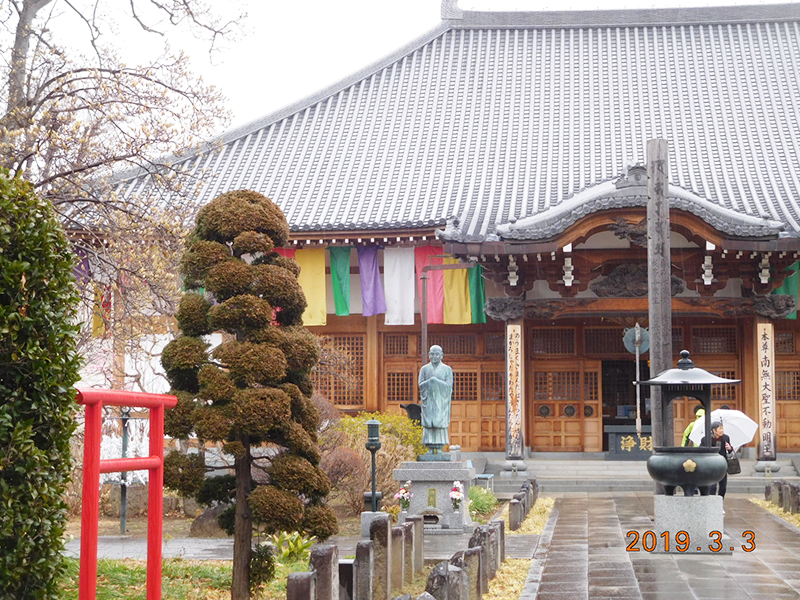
(682, 405, 705, 447)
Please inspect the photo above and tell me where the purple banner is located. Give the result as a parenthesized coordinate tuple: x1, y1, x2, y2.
(357, 246, 386, 317)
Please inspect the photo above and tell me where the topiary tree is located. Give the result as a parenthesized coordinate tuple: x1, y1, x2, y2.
(0, 172, 81, 599)
(162, 189, 335, 600)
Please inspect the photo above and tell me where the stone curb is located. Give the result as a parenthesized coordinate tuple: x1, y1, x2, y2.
(518, 502, 559, 599)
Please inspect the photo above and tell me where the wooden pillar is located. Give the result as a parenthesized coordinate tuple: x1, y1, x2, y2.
(741, 318, 759, 426)
(756, 317, 778, 461)
(647, 139, 673, 451)
(365, 315, 379, 411)
(505, 319, 525, 459)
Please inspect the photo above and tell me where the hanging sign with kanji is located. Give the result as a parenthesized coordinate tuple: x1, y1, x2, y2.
(757, 321, 777, 460)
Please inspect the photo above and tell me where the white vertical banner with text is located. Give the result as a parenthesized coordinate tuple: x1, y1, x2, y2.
(757, 320, 777, 460)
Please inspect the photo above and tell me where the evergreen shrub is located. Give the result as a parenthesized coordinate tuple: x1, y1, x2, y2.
(0, 172, 81, 599)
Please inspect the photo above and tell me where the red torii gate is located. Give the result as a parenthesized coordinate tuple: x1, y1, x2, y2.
(76, 388, 177, 600)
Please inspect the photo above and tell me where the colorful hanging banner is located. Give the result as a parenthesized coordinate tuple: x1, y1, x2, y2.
(295, 248, 327, 326)
(415, 245, 444, 324)
(357, 246, 386, 317)
(384, 247, 415, 325)
(274, 247, 296, 259)
(329, 247, 351, 316)
(443, 257, 471, 324)
(772, 262, 799, 320)
(92, 283, 111, 338)
(469, 264, 487, 324)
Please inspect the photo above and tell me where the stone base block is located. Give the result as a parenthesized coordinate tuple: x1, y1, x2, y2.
(652, 496, 731, 554)
(418, 452, 453, 462)
(754, 461, 781, 473)
(361, 511, 388, 538)
(424, 524, 476, 535)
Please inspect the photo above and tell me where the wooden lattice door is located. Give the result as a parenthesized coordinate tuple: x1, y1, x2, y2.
(529, 359, 601, 452)
(776, 366, 800, 451)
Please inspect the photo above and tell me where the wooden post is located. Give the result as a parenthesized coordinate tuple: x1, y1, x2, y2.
(647, 139, 673, 456)
(365, 315, 379, 411)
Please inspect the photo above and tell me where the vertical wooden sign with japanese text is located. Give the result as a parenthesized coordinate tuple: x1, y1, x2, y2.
(505, 320, 525, 459)
(647, 139, 673, 449)
(757, 319, 777, 461)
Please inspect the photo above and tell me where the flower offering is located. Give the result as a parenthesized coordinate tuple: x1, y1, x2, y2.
(450, 480, 464, 510)
(395, 480, 412, 510)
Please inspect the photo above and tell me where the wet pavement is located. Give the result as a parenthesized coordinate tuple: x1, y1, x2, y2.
(66, 491, 800, 599)
(65, 530, 539, 562)
(521, 492, 800, 599)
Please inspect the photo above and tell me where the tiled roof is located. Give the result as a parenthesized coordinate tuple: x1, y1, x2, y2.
(115, 3, 800, 241)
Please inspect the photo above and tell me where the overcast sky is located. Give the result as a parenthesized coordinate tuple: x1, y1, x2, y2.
(52, 0, 792, 134)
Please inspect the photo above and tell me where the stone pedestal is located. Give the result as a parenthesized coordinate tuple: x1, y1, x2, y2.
(653, 496, 731, 554)
(498, 459, 528, 478)
(755, 460, 781, 473)
(393, 461, 476, 535)
(361, 511, 388, 538)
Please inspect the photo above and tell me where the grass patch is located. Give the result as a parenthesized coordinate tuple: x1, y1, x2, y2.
(57, 557, 313, 600)
(749, 498, 800, 530)
(501, 496, 555, 535)
(470, 485, 500, 524)
(58, 558, 232, 599)
(484, 558, 532, 599)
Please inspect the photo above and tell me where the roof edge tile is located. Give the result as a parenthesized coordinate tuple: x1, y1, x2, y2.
(454, 3, 800, 29)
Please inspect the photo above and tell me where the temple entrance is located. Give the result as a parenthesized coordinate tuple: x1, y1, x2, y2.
(528, 359, 603, 452)
(601, 360, 651, 451)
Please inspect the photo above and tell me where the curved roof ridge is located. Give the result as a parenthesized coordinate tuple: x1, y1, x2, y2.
(454, 2, 800, 29)
(492, 174, 786, 241)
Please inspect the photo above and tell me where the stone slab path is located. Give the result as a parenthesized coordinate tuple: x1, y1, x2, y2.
(521, 492, 800, 600)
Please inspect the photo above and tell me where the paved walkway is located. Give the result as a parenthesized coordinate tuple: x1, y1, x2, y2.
(66, 491, 800, 599)
(521, 492, 800, 599)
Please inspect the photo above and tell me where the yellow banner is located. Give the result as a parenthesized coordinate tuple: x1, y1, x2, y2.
(295, 248, 327, 326)
(443, 257, 471, 324)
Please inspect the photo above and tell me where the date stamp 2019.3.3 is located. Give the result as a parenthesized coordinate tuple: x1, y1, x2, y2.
(625, 530, 756, 553)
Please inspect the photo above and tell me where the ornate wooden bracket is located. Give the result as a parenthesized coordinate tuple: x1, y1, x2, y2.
(522, 297, 757, 320)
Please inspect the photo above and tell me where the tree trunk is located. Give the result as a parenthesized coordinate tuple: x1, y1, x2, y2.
(7, 1, 54, 118)
(231, 440, 252, 600)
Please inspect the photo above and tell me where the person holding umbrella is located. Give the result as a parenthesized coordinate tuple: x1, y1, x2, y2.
(708, 420, 733, 511)
(688, 408, 758, 450)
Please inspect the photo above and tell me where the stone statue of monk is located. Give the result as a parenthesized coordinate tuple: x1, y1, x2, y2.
(418, 345, 453, 454)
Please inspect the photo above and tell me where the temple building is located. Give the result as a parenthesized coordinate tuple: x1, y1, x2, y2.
(117, 1, 800, 456)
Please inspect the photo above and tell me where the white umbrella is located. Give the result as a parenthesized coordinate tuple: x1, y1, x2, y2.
(688, 409, 758, 450)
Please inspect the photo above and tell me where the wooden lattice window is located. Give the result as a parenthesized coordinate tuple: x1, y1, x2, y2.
(384, 334, 410, 356)
(482, 371, 505, 402)
(584, 328, 626, 354)
(672, 327, 684, 350)
(453, 372, 478, 401)
(533, 371, 581, 401)
(531, 329, 575, 355)
(485, 334, 505, 355)
(312, 335, 364, 407)
(585, 371, 599, 402)
(428, 334, 476, 356)
(386, 371, 416, 403)
(777, 332, 796, 355)
(710, 370, 737, 402)
(692, 327, 737, 354)
(776, 371, 800, 401)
